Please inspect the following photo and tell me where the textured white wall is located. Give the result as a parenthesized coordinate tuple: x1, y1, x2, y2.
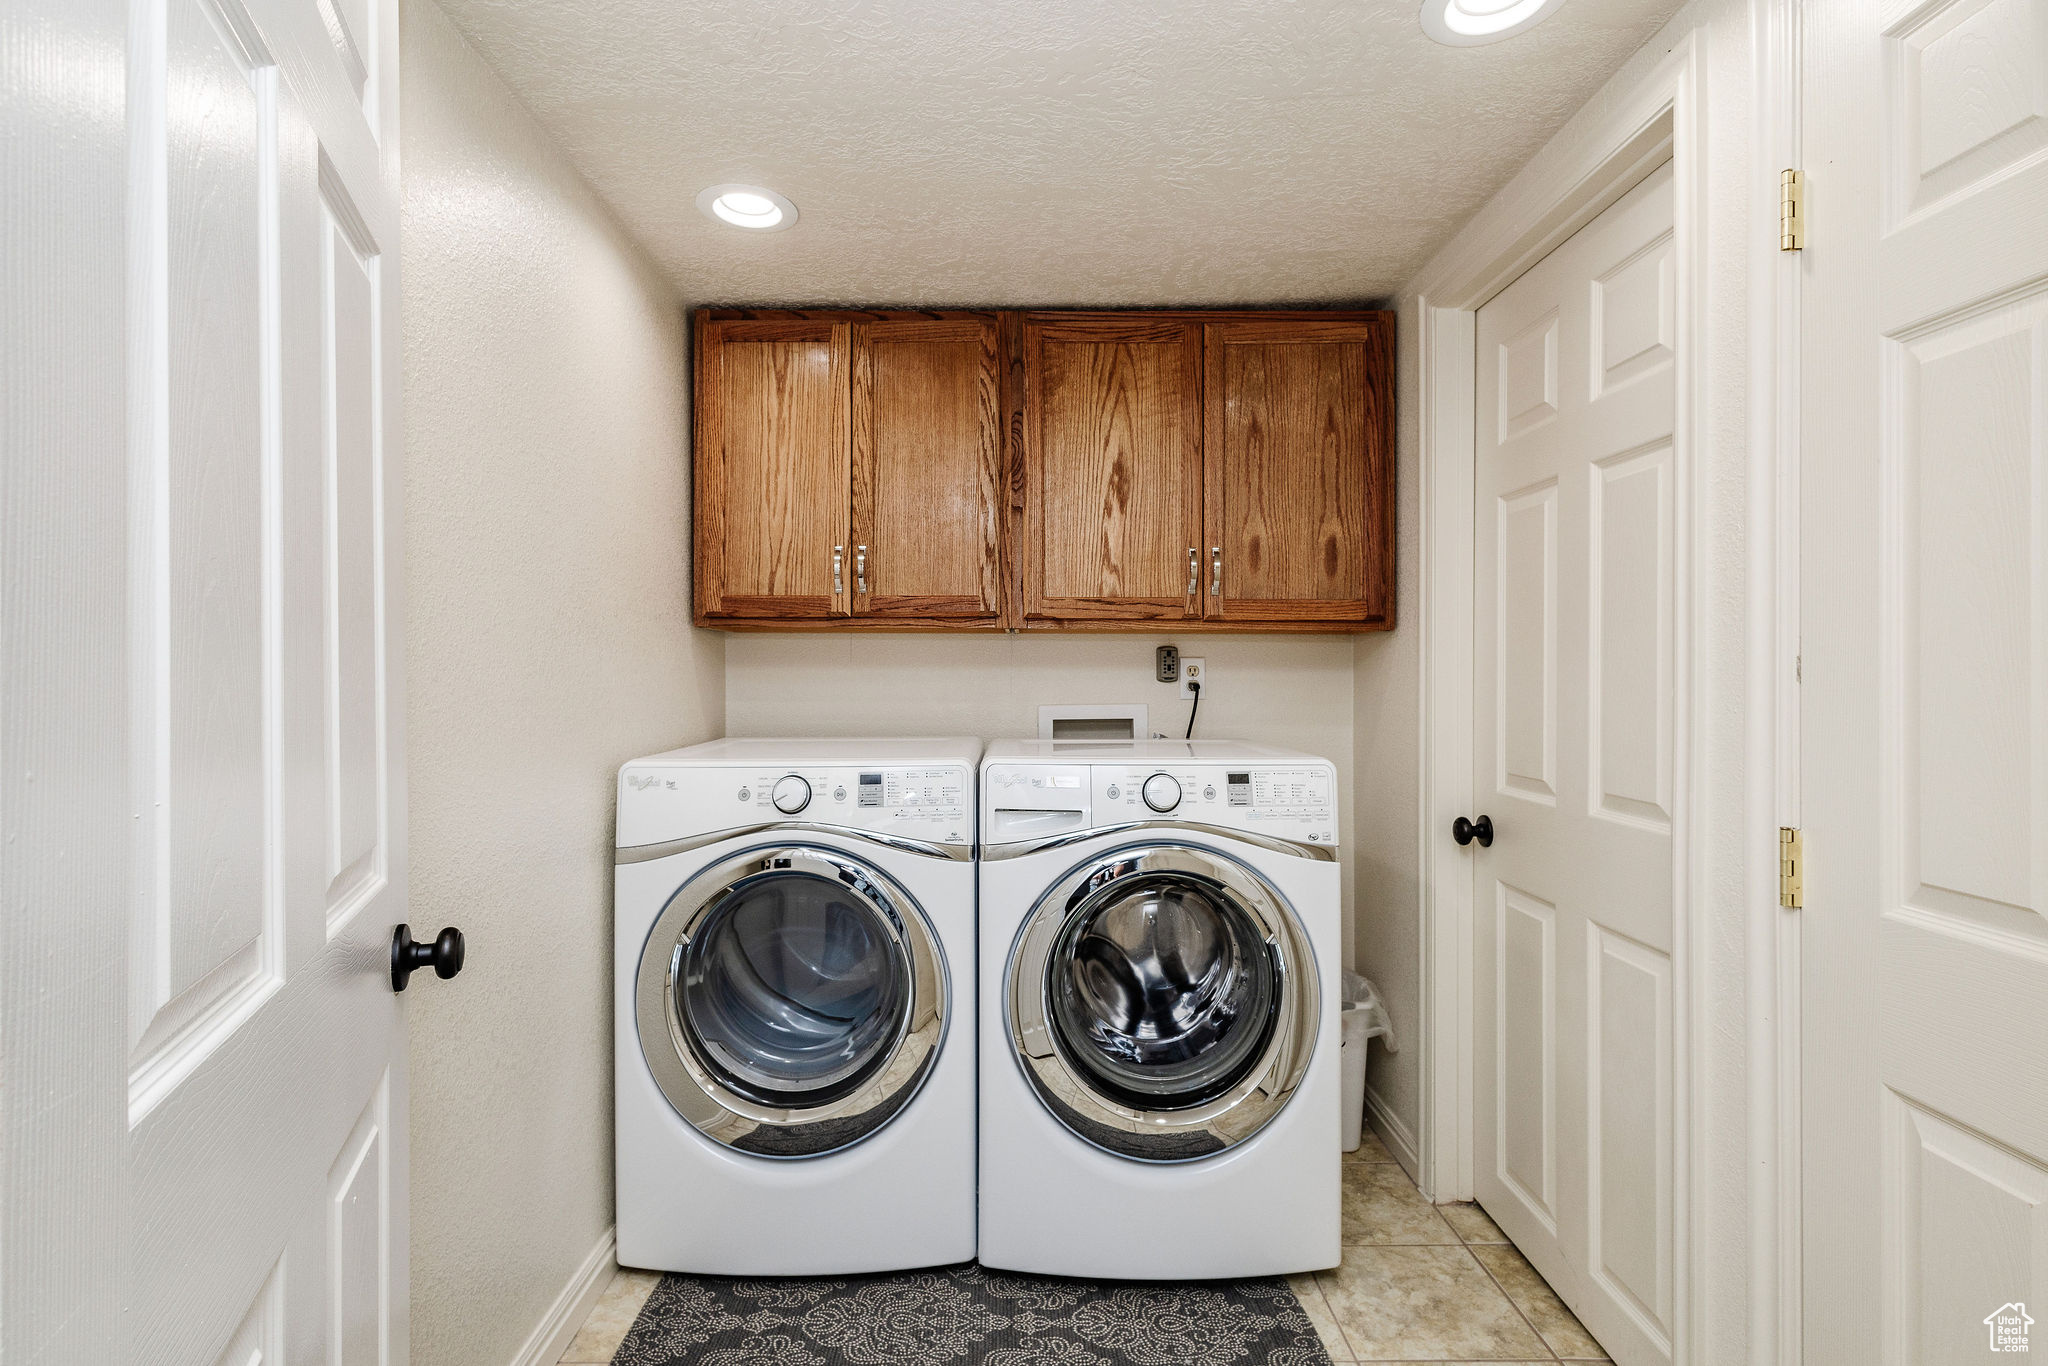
(400, 3, 723, 1363)
(1351, 303, 1427, 1158)
(723, 634, 1360, 962)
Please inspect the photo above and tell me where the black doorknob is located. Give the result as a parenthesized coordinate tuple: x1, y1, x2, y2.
(392, 924, 465, 992)
(1452, 814, 1495, 848)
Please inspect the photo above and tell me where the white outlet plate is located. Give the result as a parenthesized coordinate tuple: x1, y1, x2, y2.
(1178, 658, 1206, 700)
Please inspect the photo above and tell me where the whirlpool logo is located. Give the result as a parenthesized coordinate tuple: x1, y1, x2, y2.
(625, 773, 661, 791)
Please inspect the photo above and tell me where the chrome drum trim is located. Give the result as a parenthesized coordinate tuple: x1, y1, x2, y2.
(982, 821, 1336, 863)
(618, 824, 973, 866)
(635, 844, 947, 1158)
(1005, 842, 1320, 1163)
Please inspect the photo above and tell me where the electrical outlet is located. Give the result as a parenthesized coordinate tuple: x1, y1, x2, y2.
(1178, 658, 1206, 700)
(1155, 644, 1180, 683)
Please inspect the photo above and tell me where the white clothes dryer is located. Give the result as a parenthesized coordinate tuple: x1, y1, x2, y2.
(615, 738, 978, 1275)
(978, 739, 1341, 1279)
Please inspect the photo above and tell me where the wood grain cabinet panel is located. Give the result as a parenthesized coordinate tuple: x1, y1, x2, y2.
(851, 318, 1001, 620)
(1023, 315, 1204, 622)
(692, 308, 1394, 632)
(1203, 317, 1395, 627)
(695, 318, 849, 619)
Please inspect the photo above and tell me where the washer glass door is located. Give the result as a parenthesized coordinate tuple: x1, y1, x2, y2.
(1050, 873, 1274, 1108)
(1009, 844, 1318, 1162)
(638, 846, 945, 1157)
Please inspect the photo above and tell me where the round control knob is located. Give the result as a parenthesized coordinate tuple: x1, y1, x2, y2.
(771, 774, 811, 815)
(1141, 773, 1182, 813)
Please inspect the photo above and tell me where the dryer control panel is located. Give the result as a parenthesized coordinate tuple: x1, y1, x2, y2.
(618, 763, 972, 849)
(983, 760, 1336, 849)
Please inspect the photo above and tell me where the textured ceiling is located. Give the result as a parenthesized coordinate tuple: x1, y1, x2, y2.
(432, 0, 1688, 306)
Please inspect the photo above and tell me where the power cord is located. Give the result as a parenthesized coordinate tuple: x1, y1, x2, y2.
(1184, 680, 1201, 739)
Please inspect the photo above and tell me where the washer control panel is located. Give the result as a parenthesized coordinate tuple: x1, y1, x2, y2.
(984, 761, 1336, 847)
(619, 763, 971, 848)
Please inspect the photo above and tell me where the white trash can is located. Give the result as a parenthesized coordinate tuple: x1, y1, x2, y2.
(1338, 971, 1395, 1152)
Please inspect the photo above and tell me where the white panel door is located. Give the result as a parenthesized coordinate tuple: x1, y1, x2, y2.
(1473, 160, 1678, 1366)
(1801, 0, 2048, 1360)
(1, 0, 408, 1360)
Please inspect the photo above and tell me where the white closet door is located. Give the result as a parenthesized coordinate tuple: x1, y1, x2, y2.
(2, 0, 408, 1360)
(1472, 160, 1678, 1366)
(1800, 0, 2048, 1360)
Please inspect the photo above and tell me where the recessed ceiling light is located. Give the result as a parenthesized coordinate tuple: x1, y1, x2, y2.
(1420, 0, 1566, 45)
(695, 183, 798, 232)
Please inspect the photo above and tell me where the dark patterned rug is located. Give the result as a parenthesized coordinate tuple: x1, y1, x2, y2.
(612, 1263, 1333, 1366)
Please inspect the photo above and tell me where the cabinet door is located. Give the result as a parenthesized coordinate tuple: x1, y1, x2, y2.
(1023, 315, 1204, 621)
(1202, 317, 1393, 626)
(695, 318, 850, 619)
(850, 317, 1001, 620)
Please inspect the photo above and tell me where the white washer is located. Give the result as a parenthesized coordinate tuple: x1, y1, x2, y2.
(978, 739, 1341, 1279)
(615, 738, 979, 1274)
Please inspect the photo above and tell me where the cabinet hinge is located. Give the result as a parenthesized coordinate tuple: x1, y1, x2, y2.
(1779, 826, 1804, 908)
(1779, 169, 1804, 251)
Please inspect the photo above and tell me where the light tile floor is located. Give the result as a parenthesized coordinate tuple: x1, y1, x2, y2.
(1293, 1127, 1610, 1363)
(558, 1128, 1610, 1365)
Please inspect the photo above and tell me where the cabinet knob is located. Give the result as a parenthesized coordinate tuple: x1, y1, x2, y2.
(1210, 546, 1223, 596)
(855, 544, 868, 594)
(1186, 547, 1199, 597)
(832, 544, 843, 597)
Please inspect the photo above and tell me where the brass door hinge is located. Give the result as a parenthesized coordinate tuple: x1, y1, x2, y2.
(1779, 169, 1804, 251)
(1779, 827, 1803, 908)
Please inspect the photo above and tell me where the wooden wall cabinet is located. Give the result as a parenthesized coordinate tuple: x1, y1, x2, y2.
(1201, 317, 1394, 627)
(694, 317, 848, 620)
(1023, 315, 1204, 623)
(694, 308, 1393, 632)
(696, 311, 1002, 627)
(851, 317, 1002, 620)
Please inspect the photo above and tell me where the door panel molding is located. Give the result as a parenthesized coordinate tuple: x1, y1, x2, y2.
(316, 153, 389, 936)
(1586, 924, 1675, 1346)
(125, 0, 290, 1122)
(1589, 439, 1676, 834)
(1493, 882, 1558, 1228)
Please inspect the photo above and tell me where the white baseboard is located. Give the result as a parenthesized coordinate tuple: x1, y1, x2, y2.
(509, 1226, 617, 1366)
(1364, 1085, 1423, 1186)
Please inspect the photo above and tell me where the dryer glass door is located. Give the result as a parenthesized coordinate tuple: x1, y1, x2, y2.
(680, 869, 909, 1106)
(637, 846, 945, 1158)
